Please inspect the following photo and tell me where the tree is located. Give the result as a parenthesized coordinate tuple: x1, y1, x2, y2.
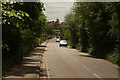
(64, 13, 79, 48)
(61, 2, 120, 64)
(2, 2, 47, 73)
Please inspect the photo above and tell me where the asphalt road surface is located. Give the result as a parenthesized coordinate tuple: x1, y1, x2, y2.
(44, 38, 119, 79)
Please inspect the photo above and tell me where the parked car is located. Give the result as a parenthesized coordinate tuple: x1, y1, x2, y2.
(59, 40, 67, 47)
(56, 36, 60, 38)
(48, 37, 52, 39)
(56, 38, 60, 42)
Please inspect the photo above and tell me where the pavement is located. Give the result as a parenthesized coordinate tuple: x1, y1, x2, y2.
(44, 38, 119, 80)
(3, 40, 48, 79)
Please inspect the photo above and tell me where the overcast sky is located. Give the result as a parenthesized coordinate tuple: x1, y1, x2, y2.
(41, 0, 118, 22)
(42, 2, 74, 22)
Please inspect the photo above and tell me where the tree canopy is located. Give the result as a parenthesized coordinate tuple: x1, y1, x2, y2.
(2, 2, 47, 73)
(61, 2, 120, 65)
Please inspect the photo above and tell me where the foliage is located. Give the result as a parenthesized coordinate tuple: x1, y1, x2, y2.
(106, 48, 119, 64)
(44, 22, 56, 35)
(2, 2, 47, 73)
(61, 2, 120, 64)
(63, 13, 79, 48)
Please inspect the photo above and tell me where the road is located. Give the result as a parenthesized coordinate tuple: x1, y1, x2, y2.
(43, 38, 119, 79)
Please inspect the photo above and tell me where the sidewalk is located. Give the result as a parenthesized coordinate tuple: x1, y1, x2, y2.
(3, 40, 48, 79)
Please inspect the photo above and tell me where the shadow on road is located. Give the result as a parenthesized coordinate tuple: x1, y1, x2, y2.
(38, 45, 46, 47)
(79, 54, 102, 59)
(23, 58, 39, 63)
(80, 55, 93, 57)
(4, 65, 39, 77)
(4, 45, 47, 78)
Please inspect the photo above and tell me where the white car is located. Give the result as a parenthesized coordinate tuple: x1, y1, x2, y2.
(59, 40, 67, 47)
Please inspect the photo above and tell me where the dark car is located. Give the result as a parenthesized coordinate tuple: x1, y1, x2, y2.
(48, 37, 52, 39)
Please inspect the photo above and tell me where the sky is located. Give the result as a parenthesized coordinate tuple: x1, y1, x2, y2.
(41, 0, 119, 22)
(42, 1, 74, 22)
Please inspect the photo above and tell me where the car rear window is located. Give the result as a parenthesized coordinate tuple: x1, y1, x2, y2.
(61, 40, 66, 42)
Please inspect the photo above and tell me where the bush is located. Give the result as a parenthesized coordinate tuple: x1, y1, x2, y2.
(88, 48, 94, 54)
(105, 49, 119, 64)
(106, 53, 119, 64)
(76, 43, 81, 50)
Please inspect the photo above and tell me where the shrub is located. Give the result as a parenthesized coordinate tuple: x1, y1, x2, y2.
(105, 49, 119, 64)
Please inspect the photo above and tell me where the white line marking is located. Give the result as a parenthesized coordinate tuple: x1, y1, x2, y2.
(93, 73, 103, 80)
(68, 54, 73, 58)
(93, 73, 101, 78)
(82, 64, 90, 71)
(74, 58, 80, 63)
(68, 53, 91, 71)
(67, 54, 80, 63)
(45, 52, 50, 78)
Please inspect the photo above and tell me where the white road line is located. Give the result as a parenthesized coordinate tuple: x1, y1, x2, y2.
(74, 58, 80, 63)
(45, 52, 50, 78)
(67, 53, 91, 71)
(82, 64, 90, 71)
(66, 53, 80, 63)
(63, 49, 104, 80)
(67, 53, 73, 58)
(93, 73, 103, 80)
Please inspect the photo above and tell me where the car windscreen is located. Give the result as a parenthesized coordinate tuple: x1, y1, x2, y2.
(61, 40, 67, 43)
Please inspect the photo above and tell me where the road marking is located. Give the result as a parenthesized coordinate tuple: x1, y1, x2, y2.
(59, 47, 105, 80)
(67, 53, 73, 58)
(74, 58, 80, 63)
(67, 53, 91, 71)
(82, 64, 90, 71)
(93, 73, 103, 80)
(66, 53, 80, 63)
(45, 51, 51, 78)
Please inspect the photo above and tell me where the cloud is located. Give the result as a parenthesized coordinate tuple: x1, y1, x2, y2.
(43, 2, 73, 22)
(41, 0, 75, 2)
(41, 0, 119, 2)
